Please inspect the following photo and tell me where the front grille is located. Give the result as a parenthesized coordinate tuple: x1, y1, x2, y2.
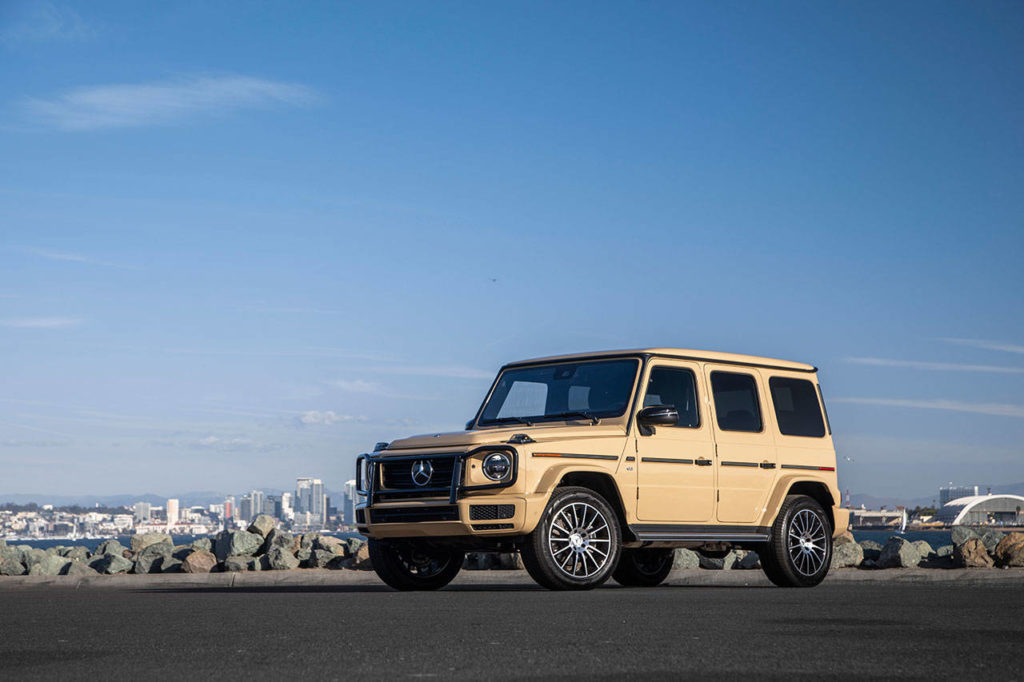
(370, 506, 460, 524)
(381, 456, 457, 489)
(469, 504, 515, 520)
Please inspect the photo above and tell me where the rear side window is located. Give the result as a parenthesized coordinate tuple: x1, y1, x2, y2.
(769, 377, 826, 438)
(710, 372, 762, 432)
(643, 367, 700, 428)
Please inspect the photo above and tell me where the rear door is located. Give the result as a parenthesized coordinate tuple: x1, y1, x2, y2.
(704, 366, 777, 524)
(634, 360, 715, 523)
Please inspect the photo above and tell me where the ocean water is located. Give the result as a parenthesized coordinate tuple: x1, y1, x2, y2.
(852, 529, 952, 548)
(8, 532, 363, 552)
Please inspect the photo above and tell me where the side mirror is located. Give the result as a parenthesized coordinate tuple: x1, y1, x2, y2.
(637, 405, 678, 435)
(465, 419, 475, 431)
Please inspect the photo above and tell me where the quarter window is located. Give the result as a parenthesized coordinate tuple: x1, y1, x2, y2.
(769, 377, 826, 438)
(710, 372, 763, 433)
(642, 367, 700, 428)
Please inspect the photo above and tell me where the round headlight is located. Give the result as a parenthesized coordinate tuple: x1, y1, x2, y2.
(482, 452, 512, 481)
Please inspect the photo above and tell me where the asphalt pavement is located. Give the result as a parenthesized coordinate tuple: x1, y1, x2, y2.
(2, 571, 1022, 679)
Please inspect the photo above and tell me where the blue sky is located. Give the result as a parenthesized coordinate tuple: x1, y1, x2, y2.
(1, 1, 1022, 501)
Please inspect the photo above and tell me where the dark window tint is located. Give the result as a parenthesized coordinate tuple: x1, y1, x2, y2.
(769, 377, 826, 438)
(710, 372, 762, 432)
(643, 367, 700, 428)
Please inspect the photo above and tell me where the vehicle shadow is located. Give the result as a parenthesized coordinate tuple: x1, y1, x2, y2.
(134, 581, 772, 594)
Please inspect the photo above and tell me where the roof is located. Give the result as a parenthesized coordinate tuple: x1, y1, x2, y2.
(506, 348, 817, 373)
(934, 494, 1024, 524)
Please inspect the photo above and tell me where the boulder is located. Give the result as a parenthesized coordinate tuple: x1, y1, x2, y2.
(134, 542, 173, 574)
(262, 546, 300, 571)
(314, 535, 348, 556)
(89, 554, 133, 575)
(344, 542, 373, 570)
(247, 514, 276, 538)
(698, 551, 736, 570)
(734, 550, 760, 570)
(61, 546, 90, 563)
(308, 549, 338, 569)
(95, 539, 128, 557)
(858, 540, 882, 562)
(22, 548, 50, 572)
(834, 530, 856, 546)
(879, 537, 922, 568)
(29, 554, 72, 576)
(993, 532, 1024, 567)
(936, 545, 954, 558)
(831, 540, 864, 569)
(953, 538, 993, 568)
(463, 552, 499, 570)
(62, 560, 98, 577)
(160, 558, 183, 573)
(672, 548, 700, 569)
(980, 529, 1006, 553)
(131, 532, 172, 553)
(45, 546, 64, 556)
(181, 550, 217, 574)
(213, 530, 263, 562)
(0, 557, 26, 576)
(261, 529, 298, 556)
(223, 555, 251, 572)
(191, 538, 212, 553)
(912, 540, 934, 559)
(951, 526, 981, 546)
(172, 545, 194, 561)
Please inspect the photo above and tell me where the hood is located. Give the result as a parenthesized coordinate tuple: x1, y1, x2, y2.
(384, 424, 627, 452)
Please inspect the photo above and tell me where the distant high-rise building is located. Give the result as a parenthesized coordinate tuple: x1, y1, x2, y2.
(940, 484, 979, 506)
(265, 494, 282, 519)
(134, 502, 151, 523)
(239, 494, 253, 522)
(251, 490, 265, 517)
(166, 499, 180, 527)
(311, 479, 325, 523)
(296, 477, 313, 514)
(281, 492, 293, 520)
(224, 495, 235, 526)
(343, 480, 357, 525)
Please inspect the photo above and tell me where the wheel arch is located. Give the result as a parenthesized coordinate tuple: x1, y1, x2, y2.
(767, 478, 836, 532)
(552, 470, 633, 542)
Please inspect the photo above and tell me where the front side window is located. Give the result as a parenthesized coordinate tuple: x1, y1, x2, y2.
(643, 367, 700, 428)
(710, 371, 763, 432)
(769, 377, 826, 437)
(479, 359, 639, 426)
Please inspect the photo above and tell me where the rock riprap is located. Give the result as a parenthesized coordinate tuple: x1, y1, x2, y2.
(672, 548, 700, 569)
(247, 515, 276, 539)
(954, 538, 994, 568)
(134, 542, 174, 574)
(831, 541, 864, 568)
(994, 532, 1024, 567)
(879, 537, 922, 568)
(181, 550, 217, 574)
(213, 530, 263, 562)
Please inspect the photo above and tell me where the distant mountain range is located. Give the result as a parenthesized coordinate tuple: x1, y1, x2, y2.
(3, 483, 1022, 511)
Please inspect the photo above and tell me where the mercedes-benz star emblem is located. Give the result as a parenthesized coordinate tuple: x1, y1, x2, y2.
(411, 460, 434, 487)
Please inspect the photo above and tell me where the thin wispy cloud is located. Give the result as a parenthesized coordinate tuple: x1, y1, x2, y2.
(845, 357, 1024, 375)
(327, 379, 433, 400)
(0, 317, 81, 329)
(363, 364, 494, 380)
(941, 338, 1024, 355)
(833, 397, 1024, 419)
(21, 246, 136, 269)
(21, 74, 318, 131)
(297, 411, 367, 426)
(0, 1, 94, 46)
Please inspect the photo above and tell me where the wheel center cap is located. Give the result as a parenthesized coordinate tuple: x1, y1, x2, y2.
(569, 533, 584, 549)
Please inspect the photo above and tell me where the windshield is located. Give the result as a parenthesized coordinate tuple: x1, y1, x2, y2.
(477, 358, 639, 426)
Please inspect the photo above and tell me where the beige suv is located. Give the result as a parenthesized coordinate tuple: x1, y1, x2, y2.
(355, 348, 847, 591)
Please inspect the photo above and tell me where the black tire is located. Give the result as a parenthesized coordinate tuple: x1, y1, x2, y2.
(368, 539, 464, 591)
(761, 495, 832, 588)
(612, 548, 674, 587)
(520, 486, 621, 590)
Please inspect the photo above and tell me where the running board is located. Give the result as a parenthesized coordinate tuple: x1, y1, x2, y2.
(630, 524, 770, 543)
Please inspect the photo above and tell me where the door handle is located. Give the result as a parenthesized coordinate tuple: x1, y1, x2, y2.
(695, 457, 712, 466)
(759, 461, 776, 469)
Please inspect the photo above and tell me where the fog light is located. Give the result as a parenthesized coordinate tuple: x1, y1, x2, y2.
(482, 452, 512, 481)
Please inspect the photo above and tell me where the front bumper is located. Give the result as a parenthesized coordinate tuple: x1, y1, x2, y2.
(355, 446, 526, 538)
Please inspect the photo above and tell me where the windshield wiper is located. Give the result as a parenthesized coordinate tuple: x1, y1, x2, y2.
(546, 411, 600, 425)
(487, 416, 535, 426)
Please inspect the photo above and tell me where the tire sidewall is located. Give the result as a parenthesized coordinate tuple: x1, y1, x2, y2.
(532, 487, 621, 589)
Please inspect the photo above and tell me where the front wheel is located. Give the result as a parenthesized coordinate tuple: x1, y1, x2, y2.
(520, 486, 621, 590)
(612, 548, 674, 587)
(761, 495, 832, 587)
(368, 539, 464, 591)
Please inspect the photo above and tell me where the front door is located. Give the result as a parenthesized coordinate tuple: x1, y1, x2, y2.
(635, 361, 715, 523)
(704, 365, 777, 524)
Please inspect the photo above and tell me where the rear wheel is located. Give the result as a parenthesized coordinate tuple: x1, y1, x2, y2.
(761, 495, 832, 587)
(521, 486, 621, 590)
(368, 539, 464, 591)
(612, 548, 673, 587)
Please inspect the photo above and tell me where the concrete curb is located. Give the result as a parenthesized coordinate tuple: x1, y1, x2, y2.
(1, 567, 1022, 590)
